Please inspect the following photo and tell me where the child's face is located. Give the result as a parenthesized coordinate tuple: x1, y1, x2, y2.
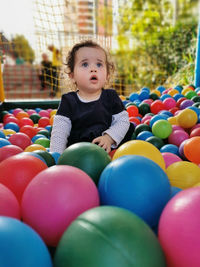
(70, 46, 108, 93)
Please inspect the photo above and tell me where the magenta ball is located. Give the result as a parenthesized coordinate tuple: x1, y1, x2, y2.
(168, 130, 189, 147)
(159, 187, 200, 267)
(163, 98, 176, 110)
(21, 165, 99, 247)
(161, 152, 182, 168)
(0, 184, 21, 219)
(38, 110, 50, 118)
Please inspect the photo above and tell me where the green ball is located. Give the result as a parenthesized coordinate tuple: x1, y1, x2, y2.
(30, 113, 41, 124)
(134, 123, 151, 136)
(146, 136, 165, 150)
(149, 93, 159, 100)
(34, 138, 50, 148)
(34, 150, 55, 167)
(191, 96, 200, 103)
(152, 119, 172, 139)
(58, 142, 111, 184)
(185, 91, 197, 99)
(138, 103, 151, 116)
(54, 206, 166, 267)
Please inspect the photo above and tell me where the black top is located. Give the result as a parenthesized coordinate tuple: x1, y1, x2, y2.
(56, 89, 125, 146)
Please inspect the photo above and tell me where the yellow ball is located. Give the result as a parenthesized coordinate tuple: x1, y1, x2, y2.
(166, 161, 200, 189)
(168, 89, 179, 97)
(177, 109, 198, 128)
(167, 116, 178, 125)
(24, 144, 47, 152)
(152, 89, 161, 97)
(50, 109, 57, 117)
(182, 87, 193, 96)
(3, 129, 16, 136)
(112, 140, 166, 170)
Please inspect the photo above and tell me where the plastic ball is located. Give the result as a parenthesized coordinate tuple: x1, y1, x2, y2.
(166, 161, 200, 189)
(136, 131, 153, 140)
(170, 186, 182, 198)
(149, 114, 168, 128)
(158, 187, 200, 267)
(8, 132, 32, 150)
(38, 117, 50, 128)
(16, 111, 29, 120)
(18, 117, 34, 128)
(152, 119, 172, 139)
(58, 142, 111, 184)
(0, 138, 11, 148)
(146, 136, 164, 150)
(112, 140, 166, 170)
(160, 144, 179, 155)
(33, 150, 55, 167)
(134, 123, 151, 136)
(163, 97, 176, 110)
(138, 103, 151, 116)
(21, 165, 99, 247)
(3, 129, 16, 136)
(54, 206, 165, 267)
(38, 110, 50, 118)
(0, 145, 23, 163)
(0, 154, 47, 203)
(34, 138, 50, 148)
(25, 144, 47, 152)
(168, 130, 189, 147)
(0, 216, 52, 267)
(0, 184, 21, 219)
(4, 122, 19, 132)
(99, 155, 170, 227)
(30, 113, 41, 124)
(184, 136, 200, 164)
(49, 151, 61, 164)
(3, 115, 19, 125)
(179, 99, 194, 109)
(126, 105, 139, 117)
(20, 125, 37, 139)
(150, 100, 165, 114)
(161, 152, 182, 168)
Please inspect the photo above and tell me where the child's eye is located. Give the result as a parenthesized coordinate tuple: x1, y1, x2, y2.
(82, 62, 88, 67)
(97, 62, 102, 67)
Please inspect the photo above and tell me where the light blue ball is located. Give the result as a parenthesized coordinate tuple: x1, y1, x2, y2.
(98, 155, 171, 227)
(49, 151, 61, 164)
(160, 144, 179, 156)
(0, 216, 52, 267)
(4, 122, 20, 132)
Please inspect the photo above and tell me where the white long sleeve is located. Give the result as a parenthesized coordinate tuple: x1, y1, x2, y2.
(50, 115, 71, 154)
(103, 110, 130, 147)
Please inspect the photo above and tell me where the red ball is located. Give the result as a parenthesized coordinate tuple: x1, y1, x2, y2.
(20, 125, 37, 139)
(18, 118, 34, 128)
(150, 100, 165, 114)
(38, 117, 50, 128)
(3, 116, 19, 125)
(0, 154, 47, 203)
(129, 117, 141, 125)
(176, 97, 187, 108)
(0, 145, 23, 163)
(126, 105, 139, 117)
(8, 132, 32, 150)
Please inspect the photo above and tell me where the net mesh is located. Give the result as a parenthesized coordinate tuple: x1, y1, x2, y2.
(0, 0, 199, 100)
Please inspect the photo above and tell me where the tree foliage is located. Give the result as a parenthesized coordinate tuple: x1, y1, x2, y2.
(12, 35, 35, 63)
(113, 0, 198, 90)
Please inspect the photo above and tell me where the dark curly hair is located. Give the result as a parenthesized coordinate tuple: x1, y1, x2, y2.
(66, 40, 115, 77)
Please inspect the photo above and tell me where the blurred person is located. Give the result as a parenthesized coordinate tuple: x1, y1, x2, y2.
(39, 53, 52, 91)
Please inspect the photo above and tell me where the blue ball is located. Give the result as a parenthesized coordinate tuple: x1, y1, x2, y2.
(32, 134, 48, 143)
(0, 216, 52, 267)
(139, 90, 149, 101)
(170, 186, 182, 198)
(98, 155, 171, 227)
(173, 93, 184, 101)
(149, 114, 168, 128)
(160, 144, 179, 156)
(49, 151, 61, 164)
(156, 86, 166, 93)
(136, 131, 153, 141)
(160, 94, 171, 101)
(129, 93, 139, 102)
(4, 122, 20, 132)
(0, 131, 6, 139)
(0, 138, 11, 148)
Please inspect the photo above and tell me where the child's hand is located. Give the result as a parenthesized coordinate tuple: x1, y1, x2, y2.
(92, 134, 115, 153)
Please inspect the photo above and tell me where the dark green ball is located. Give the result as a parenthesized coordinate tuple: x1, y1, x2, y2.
(134, 124, 151, 136)
(149, 93, 159, 101)
(37, 129, 50, 138)
(58, 142, 111, 185)
(138, 103, 151, 116)
(54, 206, 166, 267)
(30, 113, 41, 124)
(146, 136, 165, 150)
(191, 96, 200, 103)
(34, 150, 55, 167)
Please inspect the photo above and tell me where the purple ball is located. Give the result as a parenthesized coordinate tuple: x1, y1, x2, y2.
(180, 100, 194, 109)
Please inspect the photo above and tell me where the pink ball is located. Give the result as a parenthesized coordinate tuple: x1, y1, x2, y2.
(38, 110, 50, 118)
(0, 145, 23, 163)
(163, 98, 176, 110)
(172, 125, 184, 132)
(0, 184, 21, 219)
(159, 187, 200, 267)
(26, 109, 37, 116)
(21, 165, 99, 247)
(168, 130, 189, 147)
(12, 108, 23, 117)
(161, 152, 182, 168)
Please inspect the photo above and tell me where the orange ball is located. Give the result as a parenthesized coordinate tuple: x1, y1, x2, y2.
(16, 111, 29, 120)
(49, 115, 55, 126)
(184, 137, 200, 164)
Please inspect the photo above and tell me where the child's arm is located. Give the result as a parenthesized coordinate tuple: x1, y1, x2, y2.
(92, 110, 130, 153)
(50, 115, 71, 154)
